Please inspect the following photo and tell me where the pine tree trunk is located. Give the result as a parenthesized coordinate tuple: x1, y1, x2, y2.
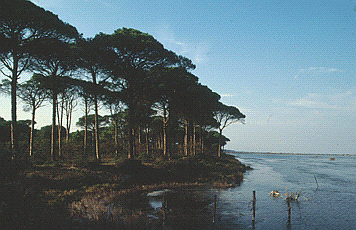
(91, 70, 100, 160)
(218, 129, 222, 157)
(184, 119, 188, 156)
(94, 97, 100, 160)
(83, 97, 88, 157)
(162, 105, 168, 158)
(66, 100, 72, 142)
(10, 56, 18, 157)
(146, 128, 150, 156)
(163, 121, 167, 157)
(57, 99, 64, 158)
(200, 127, 204, 155)
(133, 129, 136, 156)
(114, 118, 118, 157)
(51, 93, 57, 162)
(128, 100, 135, 159)
(92, 130, 95, 151)
(193, 123, 196, 156)
(138, 126, 141, 145)
(29, 106, 35, 157)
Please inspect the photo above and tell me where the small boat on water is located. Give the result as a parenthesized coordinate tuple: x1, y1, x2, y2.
(330, 157, 335, 160)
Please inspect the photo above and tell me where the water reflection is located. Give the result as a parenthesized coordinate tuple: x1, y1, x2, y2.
(148, 196, 163, 210)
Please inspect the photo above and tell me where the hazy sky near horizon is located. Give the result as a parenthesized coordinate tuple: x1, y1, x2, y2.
(1, 0, 356, 154)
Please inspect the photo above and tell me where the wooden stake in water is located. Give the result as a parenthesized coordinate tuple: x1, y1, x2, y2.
(314, 174, 319, 189)
(287, 199, 291, 223)
(212, 195, 217, 224)
(252, 191, 256, 222)
(162, 193, 167, 227)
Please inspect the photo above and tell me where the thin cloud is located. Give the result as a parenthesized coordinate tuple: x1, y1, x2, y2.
(287, 91, 355, 111)
(156, 24, 210, 64)
(287, 92, 336, 109)
(288, 98, 336, 109)
(294, 67, 342, 79)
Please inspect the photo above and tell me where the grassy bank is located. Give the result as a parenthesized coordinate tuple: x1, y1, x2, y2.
(0, 153, 251, 229)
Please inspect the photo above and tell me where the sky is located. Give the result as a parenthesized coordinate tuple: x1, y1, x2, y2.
(1, 0, 356, 154)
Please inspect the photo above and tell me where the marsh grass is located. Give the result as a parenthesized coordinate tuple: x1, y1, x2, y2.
(0, 153, 250, 229)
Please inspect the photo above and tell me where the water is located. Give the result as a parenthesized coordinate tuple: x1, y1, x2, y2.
(213, 153, 356, 230)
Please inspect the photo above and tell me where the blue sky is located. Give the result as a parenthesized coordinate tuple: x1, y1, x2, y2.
(1, 0, 356, 154)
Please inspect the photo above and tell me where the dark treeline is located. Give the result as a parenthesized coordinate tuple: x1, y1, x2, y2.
(0, 0, 245, 163)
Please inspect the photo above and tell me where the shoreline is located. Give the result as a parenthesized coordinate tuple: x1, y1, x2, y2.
(226, 150, 356, 157)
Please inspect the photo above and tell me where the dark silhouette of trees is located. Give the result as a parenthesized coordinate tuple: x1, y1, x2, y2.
(95, 28, 188, 159)
(76, 114, 107, 156)
(104, 101, 126, 157)
(0, 1, 246, 163)
(77, 114, 107, 133)
(151, 67, 198, 158)
(17, 75, 47, 157)
(0, 75, 46, 157)
(0, 0, 78, 156)
(29, 39, 78, 161)
(213, 103, 245, 157)
(182, 83, 220, 156)
(74, 38, 114, 160)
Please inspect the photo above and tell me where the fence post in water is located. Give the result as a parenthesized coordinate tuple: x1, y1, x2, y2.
(252, 191, 256, 223)
(212, 194, 217, 224)
(161, 193, 167, 228)
(287, 199, 291, 222)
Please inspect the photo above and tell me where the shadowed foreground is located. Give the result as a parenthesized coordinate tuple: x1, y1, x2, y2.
(0, 153, 251, 229)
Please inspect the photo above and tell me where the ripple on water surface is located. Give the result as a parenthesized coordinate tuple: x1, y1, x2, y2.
(213, 153, 356, 229)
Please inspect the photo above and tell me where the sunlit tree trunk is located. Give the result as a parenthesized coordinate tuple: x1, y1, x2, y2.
(138, 126, 142, 145)
(91, 71, 100, 160)
(184, 119, 188, 156)
(29, 106, 35, 157)
(192, 122, 196, 156)
(190, 135, 193, 156)
(162, 106, 168, 158)
(163, 122, 167, 157)
(218, 129, 223, 158)
(114, 117, 119, 157)
(94, 98, 100, 160)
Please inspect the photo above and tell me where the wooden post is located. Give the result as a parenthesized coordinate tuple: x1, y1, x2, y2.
(161, 193, 167, 228)
(252, 191, 256, 222)
(212, 194, 217, 224)
(314, 174, 319, 189)
(287, 199, 291, 222)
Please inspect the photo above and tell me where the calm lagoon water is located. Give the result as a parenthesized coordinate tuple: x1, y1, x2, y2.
(213, 153, 356, 230)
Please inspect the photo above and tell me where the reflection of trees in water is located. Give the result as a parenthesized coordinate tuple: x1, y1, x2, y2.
(70, 189, 217, 229)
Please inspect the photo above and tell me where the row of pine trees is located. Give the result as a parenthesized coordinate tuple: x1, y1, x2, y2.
(0, 0, 245, 162)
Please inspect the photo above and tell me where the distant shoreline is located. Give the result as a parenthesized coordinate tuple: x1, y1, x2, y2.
(225, 150, 356, 157)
